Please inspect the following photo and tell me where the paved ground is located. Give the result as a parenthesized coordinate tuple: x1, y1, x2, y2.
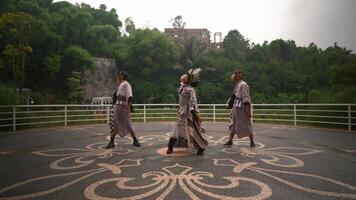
(0, 122, 355, 200)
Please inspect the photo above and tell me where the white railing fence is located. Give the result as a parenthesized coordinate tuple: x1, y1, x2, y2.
(0, 104, 355, 132)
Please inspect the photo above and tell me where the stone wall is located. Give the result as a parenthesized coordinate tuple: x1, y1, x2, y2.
(82, 57, 117, 103)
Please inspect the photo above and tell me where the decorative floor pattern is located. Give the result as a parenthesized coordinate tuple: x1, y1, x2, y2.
(0, 124, 355, 200)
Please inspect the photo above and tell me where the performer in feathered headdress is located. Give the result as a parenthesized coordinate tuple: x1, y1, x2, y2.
(166, 68, 208, 156)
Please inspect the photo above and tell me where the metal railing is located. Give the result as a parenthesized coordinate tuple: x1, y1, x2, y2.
(0, 104, 355, 132)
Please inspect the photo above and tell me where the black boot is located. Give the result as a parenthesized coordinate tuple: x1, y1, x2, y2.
(166, 137, 176, 154)
(224, 140, 233, 146)
(197, 148, 205, 156)
(106, 139, 115, 149)
(250, 141, 256, 147)
(132, 137, 141, 147)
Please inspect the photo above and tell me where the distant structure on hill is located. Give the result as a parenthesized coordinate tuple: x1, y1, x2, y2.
(164, 28, 222, 49)
(164, 28, 210, 46)
(211, 32, 223, 49)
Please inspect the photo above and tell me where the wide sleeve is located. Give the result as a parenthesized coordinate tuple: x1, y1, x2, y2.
(125, 82, 133, 98)
(189, 88, 199, 112)
(241, 83, 251, 104)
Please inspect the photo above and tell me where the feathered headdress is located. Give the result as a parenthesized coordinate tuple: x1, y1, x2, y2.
(187, 68, 202, 83)
(186, 68, 202, 87)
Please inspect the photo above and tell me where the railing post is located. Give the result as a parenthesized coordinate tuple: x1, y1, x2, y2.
(251, 104, 254, 125)
(348, 105, 351, 131)
(143, 105, 146, 123)
(294, 104, 297, 126)
(106, 105, 110, 125)
(13, 106, 16, 132)
(64, 105, 67, 127)
(213, 105, 216, 123)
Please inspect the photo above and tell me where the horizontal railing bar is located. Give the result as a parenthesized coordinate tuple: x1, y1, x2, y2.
(15, 115, 64, 120)
(0, 112, 13, 115)
(253, 113, 294, 117)
(7, 105, 67, 108)
(144, 108, 177, 111)
(253, 109, 294, 112)
(296, 109, 347, 113)
(17, 120, 64, 126)
(296, 119, 348, 125)
(214, 113, 230, 115)
(67, 115, 107, 118)
(252, 104, 295, 106)
(0, 118, 13, 121)
(144, 117, 177, 119)
(67, 109, 107, 112)
(215, 118, 229, 120)
(0, 124, 12, 127)
(67, 119, 106, 122)
(66, 105, 110, 107)
(294, 104, 355, 106)
(133, 104, 178, 106)
(15, 110, 65, 114)
(214, 109, 230, 111)
(254, 118, 295, 122)
(136, 113, 176, 115)
(296, 114, 349, 119)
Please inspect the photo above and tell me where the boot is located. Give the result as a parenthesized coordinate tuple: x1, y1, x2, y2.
(250, 141, 256, 147)
(132, 137, 141, 147)
(224, 140, 233, 146)
(166, 137, 176, 154)
(197, 148, 205, 156)
(106, 139, 115, 149)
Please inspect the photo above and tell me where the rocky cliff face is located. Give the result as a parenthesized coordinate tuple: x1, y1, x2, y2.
(82, 58, 117, 103)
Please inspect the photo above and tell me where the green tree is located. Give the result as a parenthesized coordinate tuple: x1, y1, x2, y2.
(60, 46, 94, 97)
(180, 36, 208, 68)
(169, 15, 185, 29)
(162, 93, 176, 103)
(67, 71, 84, 103)
(125, 17, 135, 35)
(222, 30, 250, 62)
(61, 45, 95, 73)
(86, 24, 118, 56)
(0, 12, 34, 91)
(112, 29, 179, 77)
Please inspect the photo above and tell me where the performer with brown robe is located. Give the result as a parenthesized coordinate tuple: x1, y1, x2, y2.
(224, 69, 256, 147)
(106, 71, 141, 149)
(166, 68, 208, 156)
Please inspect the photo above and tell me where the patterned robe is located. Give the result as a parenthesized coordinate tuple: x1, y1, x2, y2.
(109, 81, 134, 138)
(229, 80, 253, 138)
(172, 84, 208, 149)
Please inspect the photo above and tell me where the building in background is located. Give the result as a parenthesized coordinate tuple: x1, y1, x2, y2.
(164, 28, 211, 47)
(211, 32, 223, 49)
(164, 28, 223, 49)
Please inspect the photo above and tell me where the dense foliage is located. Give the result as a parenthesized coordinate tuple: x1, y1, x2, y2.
(0, 0, 355, 105)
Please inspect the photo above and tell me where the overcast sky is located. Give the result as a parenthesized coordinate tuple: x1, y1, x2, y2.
(57, 0, 356, 52)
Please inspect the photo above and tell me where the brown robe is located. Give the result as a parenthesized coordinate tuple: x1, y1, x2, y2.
(172, 84, 208, 149)
(229, 80, 253, 138)
(109, 81, 134, 138)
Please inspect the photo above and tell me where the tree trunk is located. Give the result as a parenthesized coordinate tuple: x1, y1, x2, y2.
(20, 52, 26, 92)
